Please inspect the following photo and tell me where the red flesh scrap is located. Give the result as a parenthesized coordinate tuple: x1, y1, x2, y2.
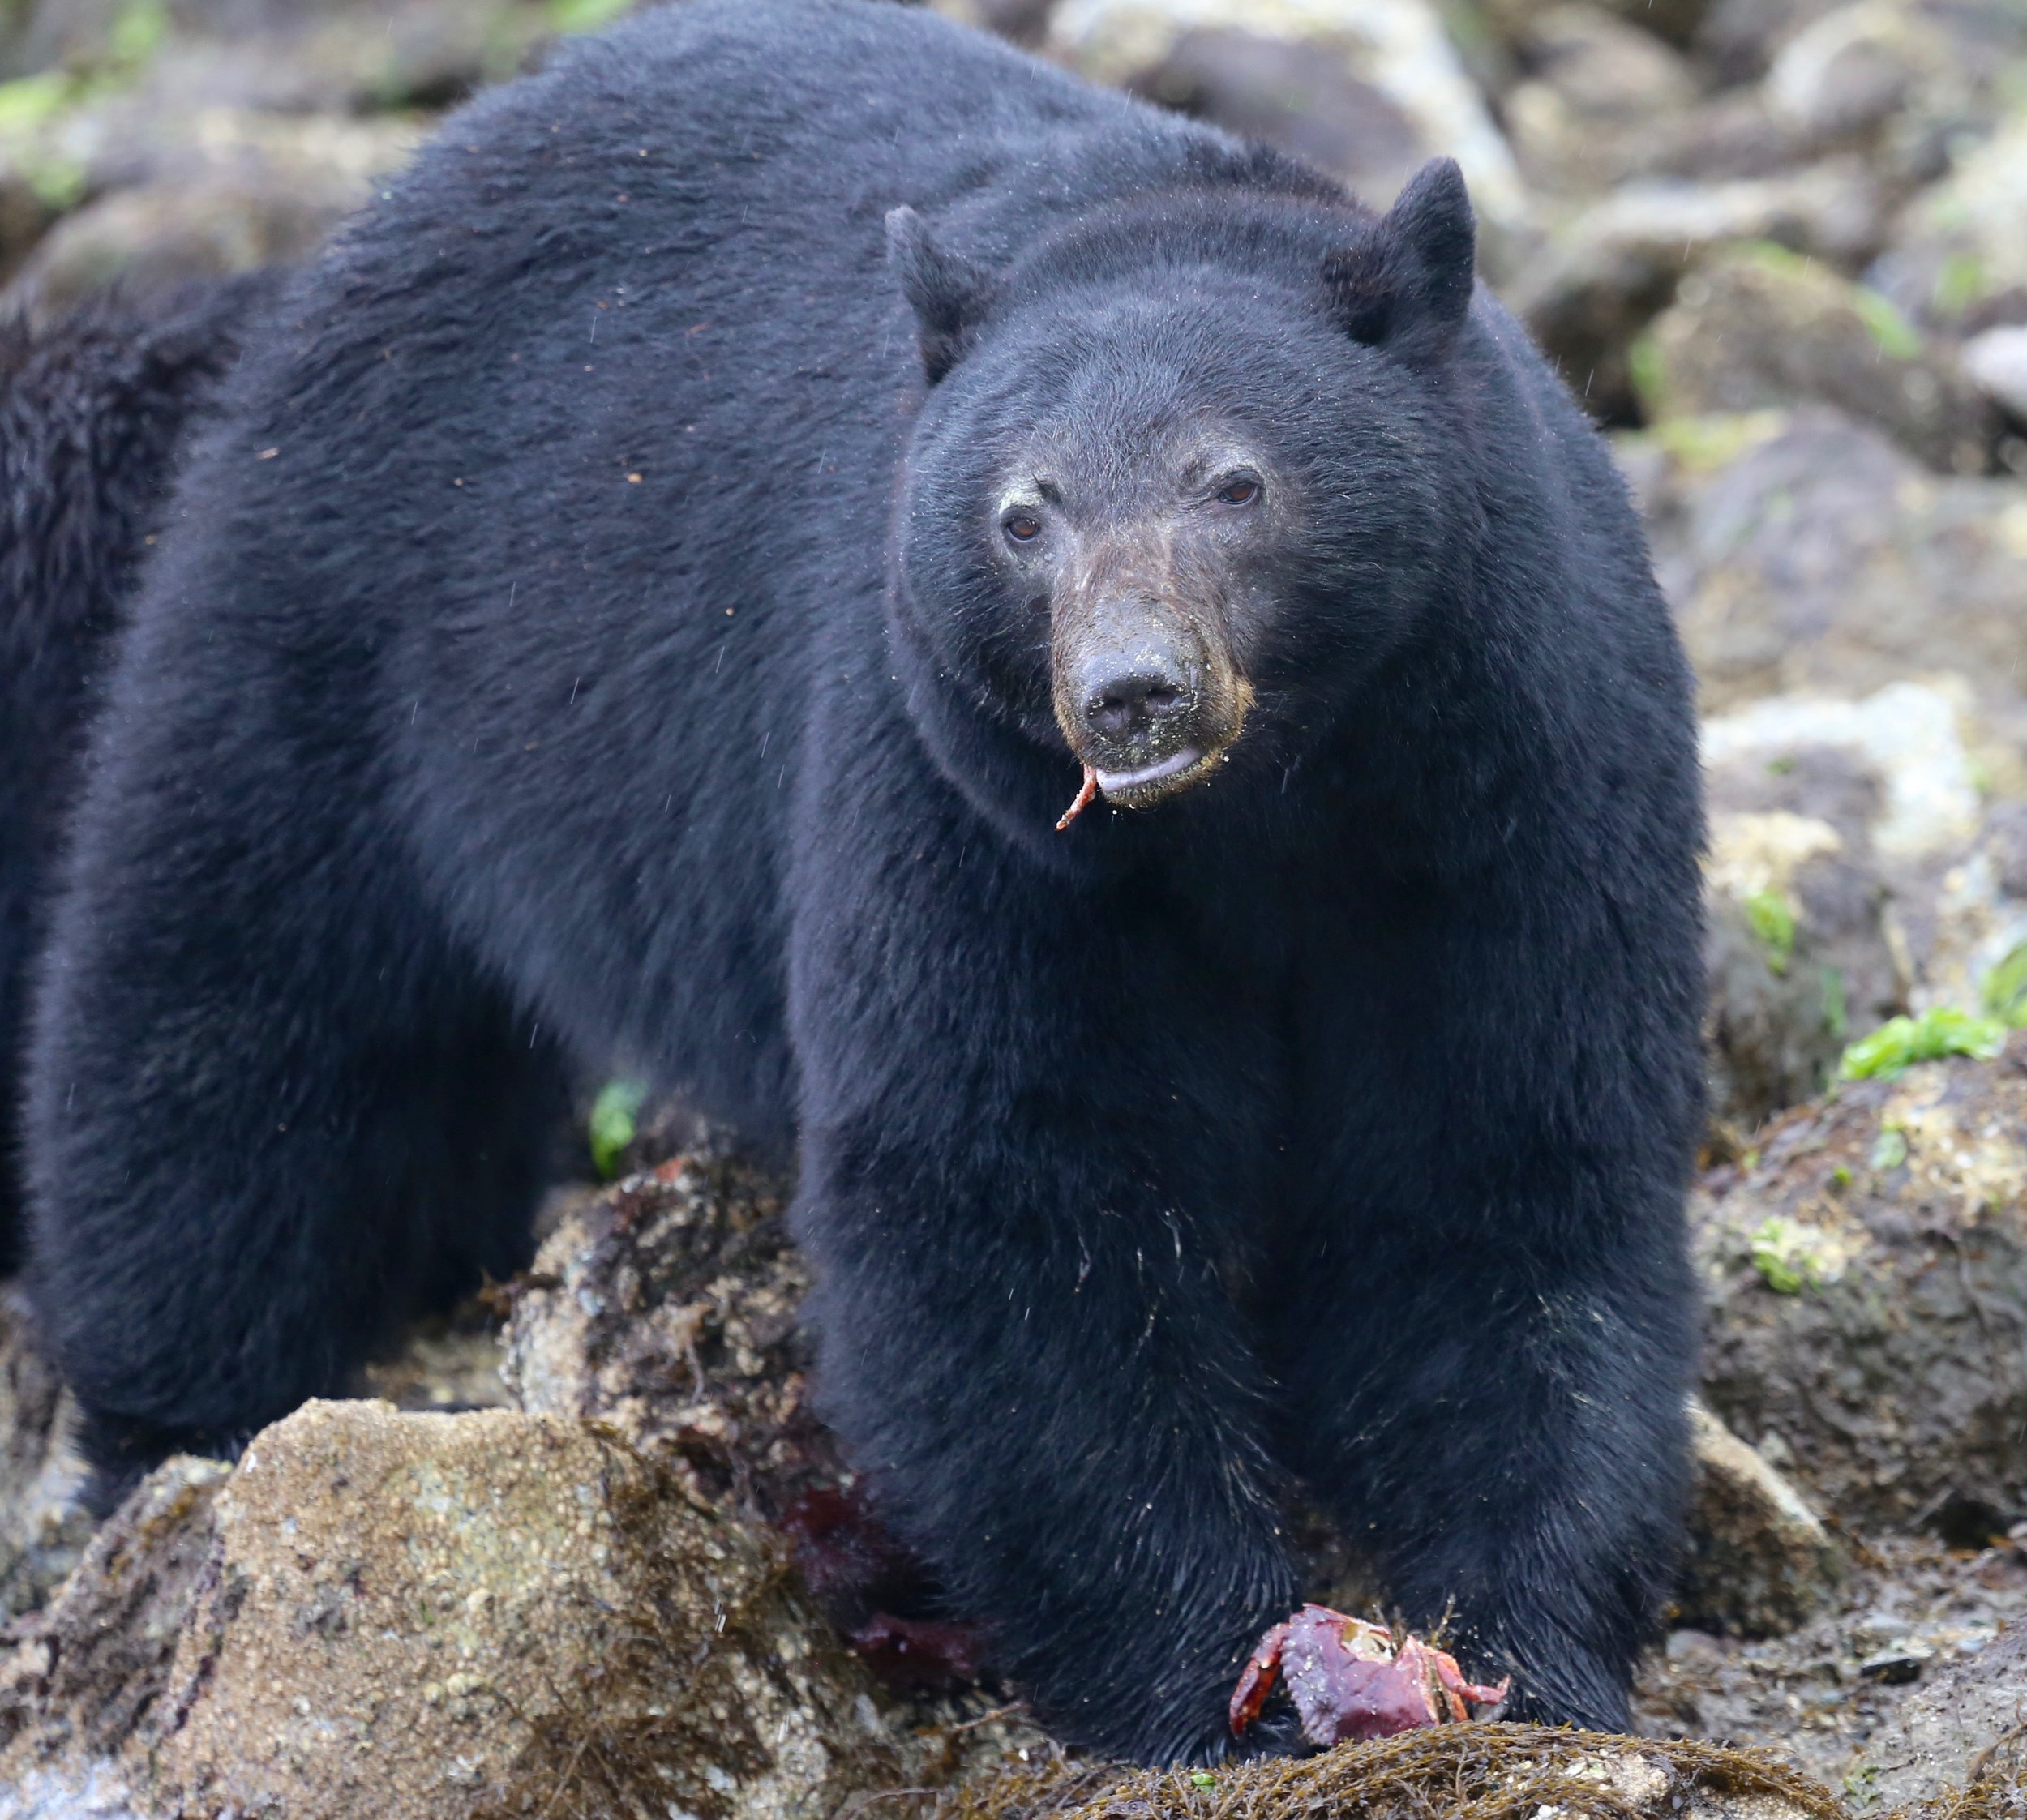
(1055, 764, 1100, 831)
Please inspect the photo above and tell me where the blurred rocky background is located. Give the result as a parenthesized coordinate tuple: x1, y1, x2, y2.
(7, 0, 2027, 1813)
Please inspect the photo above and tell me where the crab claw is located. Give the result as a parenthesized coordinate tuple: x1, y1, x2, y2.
(1228, 1621, 1290, 1736)
(1425, 1643, 1511, 1720)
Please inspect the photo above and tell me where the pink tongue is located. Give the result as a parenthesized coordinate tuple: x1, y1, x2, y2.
(1055, 765, 1099, 832)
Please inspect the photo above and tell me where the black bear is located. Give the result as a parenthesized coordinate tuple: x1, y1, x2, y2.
(0, 276, 276, 1274)
(24, 0, 1704, 1762)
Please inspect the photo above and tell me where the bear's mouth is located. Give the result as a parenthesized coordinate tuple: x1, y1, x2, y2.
(1098, 746, 1200, 793)
(1095, 745, 1212, 806)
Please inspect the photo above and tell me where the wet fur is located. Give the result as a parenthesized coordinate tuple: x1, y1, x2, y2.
(0, 276, 276, 1272)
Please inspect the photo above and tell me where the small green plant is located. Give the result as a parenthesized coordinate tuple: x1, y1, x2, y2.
(1751, 1217, 1832, 1295)
(106, 0, 168, 67)
(1838, 1006, 2006, 1081)
(1829, 1164, 1852, 1190)
(1742, 889, 1796, 975)
(547, 0, 634, 32)
(1868, 1126, 1907, 1172)
(1848, 285, 1923, 362)
(1934, 251, 1986, 318)
(1648, 409, 1784, 473)
(1190, 1772, 1217, 1788)
(1626, 329, 1668, 418)
(1984, 944, 2027, 1028)
(0, 71, 70, 135)
(1820, 966, 1848, 1040)
(0, 0, 170, 215)
(589, 1078, 649, 1180)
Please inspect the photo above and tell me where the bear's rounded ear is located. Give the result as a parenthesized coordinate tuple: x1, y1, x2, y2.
(1321, 158, 1476, 367)
(886, 206, 996, 386)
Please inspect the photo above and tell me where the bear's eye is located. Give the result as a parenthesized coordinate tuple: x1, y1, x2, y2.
(1215, 476, 1262, 507)
(1002, 512, 1043, 545)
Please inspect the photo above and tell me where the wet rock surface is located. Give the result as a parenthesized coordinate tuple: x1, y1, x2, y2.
(0, 1295, 88, 1625)
(1695, 1035, 2027, 1535)
(1678, 1402, 1842, 1639)
(0, 1401, 1033, 1819)
(1635, 1530, 2027, 1788)
(503, 1149, 839, 1522)
(1695, 679, 2027, 1131)
(1635, 245, 1990, 473)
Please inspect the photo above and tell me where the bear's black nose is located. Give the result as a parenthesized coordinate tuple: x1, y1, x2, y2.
(1080, 651, 1193, 746)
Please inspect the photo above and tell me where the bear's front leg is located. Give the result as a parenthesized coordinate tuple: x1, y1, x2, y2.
(1288, 1230, 1694, 1731)
(786, 799, 1298, 1762)
(1277, 886, 1702, 1733)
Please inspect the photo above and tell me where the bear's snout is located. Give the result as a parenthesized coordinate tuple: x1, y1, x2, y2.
(1051, 585, 1245, 809)
(1077, 640, 1196, 747)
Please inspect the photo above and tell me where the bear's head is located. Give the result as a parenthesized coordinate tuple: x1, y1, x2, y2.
(885, 159, 1481, 845)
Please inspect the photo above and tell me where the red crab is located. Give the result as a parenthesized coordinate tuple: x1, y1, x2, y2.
(1228, 1604, 1511, 1745)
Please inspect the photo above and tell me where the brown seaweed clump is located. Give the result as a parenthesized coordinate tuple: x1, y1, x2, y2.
(934, 1727, 1848, 1820)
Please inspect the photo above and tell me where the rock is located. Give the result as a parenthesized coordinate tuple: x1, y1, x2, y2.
(358, 1300, 515, 1415)
(1043, 0, 1532, 268)
(503, 1149, 841, 1522)
(1677, 1402, 1841, 1636)
(1877, 113, 2027, 330)
(1112, 28, 1430, 215)
(932, 0, 1060, 48)
(0, 1401, 991, 1820)
(1511, 163, 1883, 419)
(1502, 6, 1699, 197)
(1695, 680, 2027, 1130)
(5, 181, 318, 321)
(1695, 1034, 2027, 1534)
(0, 108, 422, 321)
(1635, 244, 1991, 473)
(0, 1454, 229, 1789)
(1703, 881, 1864, 1134)
(1701, 686, 1985, 867)
(1481, 0, 1712, 50)
(1858, 1621, 2027, 1805)
(11, 0, 562, 109)
(1963, 323, 2027, 420)
(0, 1293, 92, 1624)
(1634, 409, 2027, 784)
(1764, 3, 1920, 147)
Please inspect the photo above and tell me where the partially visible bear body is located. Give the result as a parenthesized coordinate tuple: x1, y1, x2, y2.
(0, 277, 276, 1271)
(25, 0, 1703, 1761)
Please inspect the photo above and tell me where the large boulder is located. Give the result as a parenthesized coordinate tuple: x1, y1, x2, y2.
(1635, 244, 1991, 472)
(1878, 113, 2027, 332)
(1499, 6, 1699, 198)
(0, 1401, 988, 1819)
(1695, 1034, 2027, 1536)
(1511, 166, 1884, 420)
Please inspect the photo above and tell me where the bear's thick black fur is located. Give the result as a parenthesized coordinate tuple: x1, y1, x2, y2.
(0, 276, 277, 1273)
(26, 0, 1704, 1760)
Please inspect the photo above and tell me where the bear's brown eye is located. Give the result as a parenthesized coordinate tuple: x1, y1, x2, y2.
(1003, 512, 1043, 544)
(1216, 477, 1261, 507)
